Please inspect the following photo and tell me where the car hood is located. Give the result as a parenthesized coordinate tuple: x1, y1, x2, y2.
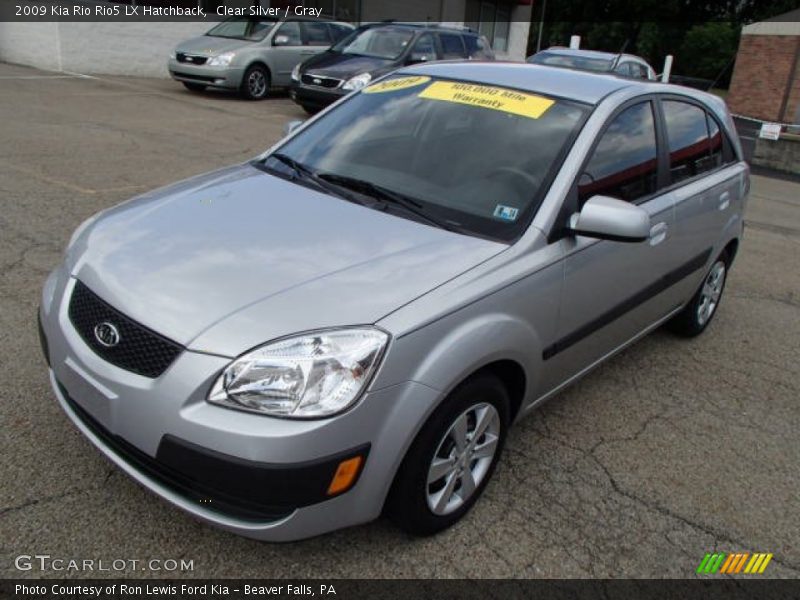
(176, 35, 250, 56)
(71, 164, 505, 357)
(302, 52, 395, 79)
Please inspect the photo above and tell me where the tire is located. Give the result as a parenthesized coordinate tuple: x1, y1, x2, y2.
(240, 65, 270, 100)
(182, 82, 206, 93)
(667, 250, 730, 337)
(385, 373, 510, 536)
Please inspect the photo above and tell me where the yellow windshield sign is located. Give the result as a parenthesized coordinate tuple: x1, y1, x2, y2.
(418, 81, 555, 119)
(363, 76, 431, 94)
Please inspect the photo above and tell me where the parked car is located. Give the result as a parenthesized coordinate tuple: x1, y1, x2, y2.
(289, 23, 494, 113)
(41, 62, 747, 541)
(529, 47, 657, 80)
(169, 17, 354, 100)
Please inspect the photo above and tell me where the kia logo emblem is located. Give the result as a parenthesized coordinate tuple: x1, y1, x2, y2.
(313, 78, 322, 84)
(94, 322, 120, 348)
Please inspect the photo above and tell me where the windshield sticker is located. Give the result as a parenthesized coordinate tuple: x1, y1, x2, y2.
(493, 205, 520, 222)
(363, 76, 431, 94)
(419, 82, 554, 119)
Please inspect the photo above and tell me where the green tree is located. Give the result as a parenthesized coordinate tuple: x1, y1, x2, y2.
(679, 22, 740, 82)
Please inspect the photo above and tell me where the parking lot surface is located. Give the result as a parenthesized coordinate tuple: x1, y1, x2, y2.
(1, 62, 799, 579)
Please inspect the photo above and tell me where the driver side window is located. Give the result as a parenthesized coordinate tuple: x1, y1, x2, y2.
(578, 101, 658, 204)
(274, 21, 302, 46)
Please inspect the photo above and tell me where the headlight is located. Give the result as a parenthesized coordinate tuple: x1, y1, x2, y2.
(208, 328, 389, 419)
(342, 72, 372, 91)
(291, 64, 301, 82)
(208, 51, 235, 67)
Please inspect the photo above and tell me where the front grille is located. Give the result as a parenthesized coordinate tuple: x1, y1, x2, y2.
(176, 53, 208, 65)
(68, 280, 183, 378)
(59, 383, 294, 522)
(301, 73, 342, 89)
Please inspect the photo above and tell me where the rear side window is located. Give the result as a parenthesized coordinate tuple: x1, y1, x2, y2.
(328, 23, 352, 43)
(465, 35, 493, 59)
(663, 100, 717, 184)
(579, 102, 658, 204)
(439, 33, 466, 59)
(301, 21, 332, 46)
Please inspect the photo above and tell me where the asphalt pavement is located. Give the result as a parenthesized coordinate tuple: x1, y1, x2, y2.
(1, 62, 798, 579)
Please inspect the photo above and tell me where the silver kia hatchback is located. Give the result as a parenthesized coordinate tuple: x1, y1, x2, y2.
(40, 63, 748, 541)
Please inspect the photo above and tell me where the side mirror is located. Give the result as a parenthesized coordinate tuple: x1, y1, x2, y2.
(408, 52, 432, 65)
(568, 195, 650, 243)
(283, 119, 305, 137)
(273, 35, 291, 47)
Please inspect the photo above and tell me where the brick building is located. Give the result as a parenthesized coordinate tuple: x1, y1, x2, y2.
(727, 9, 800, 124)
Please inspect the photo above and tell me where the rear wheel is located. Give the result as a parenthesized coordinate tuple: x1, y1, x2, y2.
(182, 82, 206, 92)
(241, 65, 270, 100)
(667, 250, 729, 337)
(385, 373, 509, 535)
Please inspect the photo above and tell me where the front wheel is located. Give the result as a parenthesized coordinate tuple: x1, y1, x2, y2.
(240, 65, 270, 100)
(385, 373, 509, 535)
(667, 251, 729, 337)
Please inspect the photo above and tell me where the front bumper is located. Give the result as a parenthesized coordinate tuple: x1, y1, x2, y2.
(168, 58, 244, 90)
(289, 81, 348, 109)
(40, 270, 442, 541)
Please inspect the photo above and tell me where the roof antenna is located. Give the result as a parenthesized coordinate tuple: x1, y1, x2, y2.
(609, 39, 630, 73)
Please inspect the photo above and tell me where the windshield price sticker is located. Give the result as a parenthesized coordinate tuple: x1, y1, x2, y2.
(419, 82, 555, 119)
(363, 76, 431, 94)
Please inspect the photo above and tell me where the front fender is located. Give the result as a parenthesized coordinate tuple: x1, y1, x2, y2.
(373, 311, 542, 409)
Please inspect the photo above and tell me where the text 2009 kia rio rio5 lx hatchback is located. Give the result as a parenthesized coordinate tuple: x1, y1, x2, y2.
(40, 62, 748, 541)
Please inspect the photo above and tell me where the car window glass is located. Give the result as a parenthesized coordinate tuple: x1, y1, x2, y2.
(464, 35, 491, 59)
(439, 33, 466, 59)
(206, 18, 277, 42)
(615, 62, 633, 77)
(302, 21, 332, 46)
(328, 23, 352, 43)
(411, 33, 437, 62)
(275, 21, 302, 45)
(579, 102, 658, 204)
(663, 100, 714, 184)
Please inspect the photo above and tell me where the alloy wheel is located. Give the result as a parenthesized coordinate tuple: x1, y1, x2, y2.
(426, 402, 500, 516)
(697, 260, 726, 326)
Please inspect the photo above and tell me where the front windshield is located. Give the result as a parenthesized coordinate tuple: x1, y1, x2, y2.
(264, 75, 588, 242)
(532, 52, 612, 73)
(332, 27, 415, 59)
(206, 18, 277, 41)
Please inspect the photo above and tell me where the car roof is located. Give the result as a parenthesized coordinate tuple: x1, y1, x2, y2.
(401, 62, 636, 105)
(360, 22, 477, 35)
(538, 48, 648, 65)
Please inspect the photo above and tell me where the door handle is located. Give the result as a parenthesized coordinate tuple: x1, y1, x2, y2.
(649, 222, 668, 246)
(718, 191, 731, 211)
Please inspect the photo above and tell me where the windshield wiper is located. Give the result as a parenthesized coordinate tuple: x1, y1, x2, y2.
(263, 154, 365, 205)
(317, 173, 457, 232)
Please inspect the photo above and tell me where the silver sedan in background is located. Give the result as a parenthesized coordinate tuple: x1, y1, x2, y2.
(40, 63, 747, 540)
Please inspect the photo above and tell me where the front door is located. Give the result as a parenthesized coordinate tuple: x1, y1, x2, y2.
(541, 99, 677, 394)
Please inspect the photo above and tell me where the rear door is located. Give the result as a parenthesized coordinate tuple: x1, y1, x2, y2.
(541, 99, 677, 393)
(657, 97, 745, 299)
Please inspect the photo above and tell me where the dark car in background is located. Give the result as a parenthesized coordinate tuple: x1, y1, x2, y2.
(289, 23, 494, 113)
